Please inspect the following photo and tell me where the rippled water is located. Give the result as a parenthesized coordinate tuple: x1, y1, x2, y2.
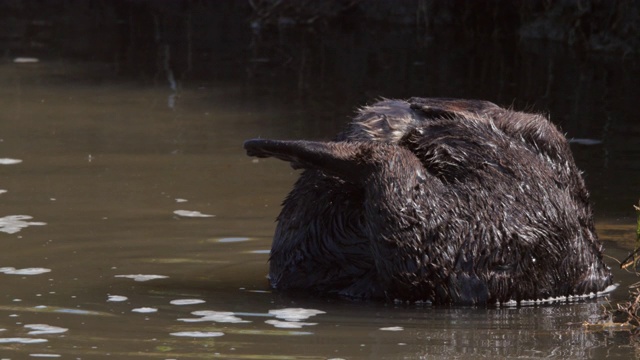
(0, 57, 638, 360)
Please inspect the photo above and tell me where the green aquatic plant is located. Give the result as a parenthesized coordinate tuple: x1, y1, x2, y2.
(637, 200, 640, 242)
(585, 200, 640, 332)
(617, 200, 640, 328)
(621, 200, 640, 270)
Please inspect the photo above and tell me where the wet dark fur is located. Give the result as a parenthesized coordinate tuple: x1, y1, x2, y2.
(244, 98, 612, 305)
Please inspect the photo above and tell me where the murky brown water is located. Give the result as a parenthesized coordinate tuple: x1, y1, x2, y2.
(0, 52, 638, 360)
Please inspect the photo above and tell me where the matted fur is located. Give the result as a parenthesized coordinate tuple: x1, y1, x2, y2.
(244, 98, 612, 305)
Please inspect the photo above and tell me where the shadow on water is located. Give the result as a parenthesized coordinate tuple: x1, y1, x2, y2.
(0, 2, 639, 359)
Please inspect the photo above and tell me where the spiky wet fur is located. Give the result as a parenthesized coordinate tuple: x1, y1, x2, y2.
(244, 98, 612, 305)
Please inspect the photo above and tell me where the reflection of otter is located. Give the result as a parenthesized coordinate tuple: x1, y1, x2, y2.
(244, 98, 613, 305)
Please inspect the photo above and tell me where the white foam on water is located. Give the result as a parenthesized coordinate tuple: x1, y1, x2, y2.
(380, 326, 404, 331)
(131, 307, 157, 313)
(0, 338, 47, 344)
(114, 274, 168, 282)
(502, 284, 619, 306)
(107, 295, 128, 302)
(13, 57, 39, 64)
(169, 331, 224, 338)
(0, 158, 22, 165)
(0, 267, 51, 275)
(175, 198, 188, 203)
(0, 215, 46, 234)
(173, 210, 215, 218)
(265, 320, 317, 329)
(178, 310, 250, 324)
(170, 299, 206, 306)
(217, 237, 249, 243)
(264, 308, 325, 328)
(269, 308, 326, 322)
(250, 249, 270, 254)
(29, 355, 61, 358)
(25, 324, 68, 335)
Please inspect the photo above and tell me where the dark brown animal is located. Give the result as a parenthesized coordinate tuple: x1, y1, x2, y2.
(244, 98, 613, 305)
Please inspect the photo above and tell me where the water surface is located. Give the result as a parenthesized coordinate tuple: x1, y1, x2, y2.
(0, 54, 638, 359)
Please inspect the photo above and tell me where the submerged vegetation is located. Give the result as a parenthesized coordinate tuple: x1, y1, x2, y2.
(617, 201, 640, 328)
(586, 200, 640, 332)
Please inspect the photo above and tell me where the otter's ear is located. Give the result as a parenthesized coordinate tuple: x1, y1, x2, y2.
(244, 139, 363, 181)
